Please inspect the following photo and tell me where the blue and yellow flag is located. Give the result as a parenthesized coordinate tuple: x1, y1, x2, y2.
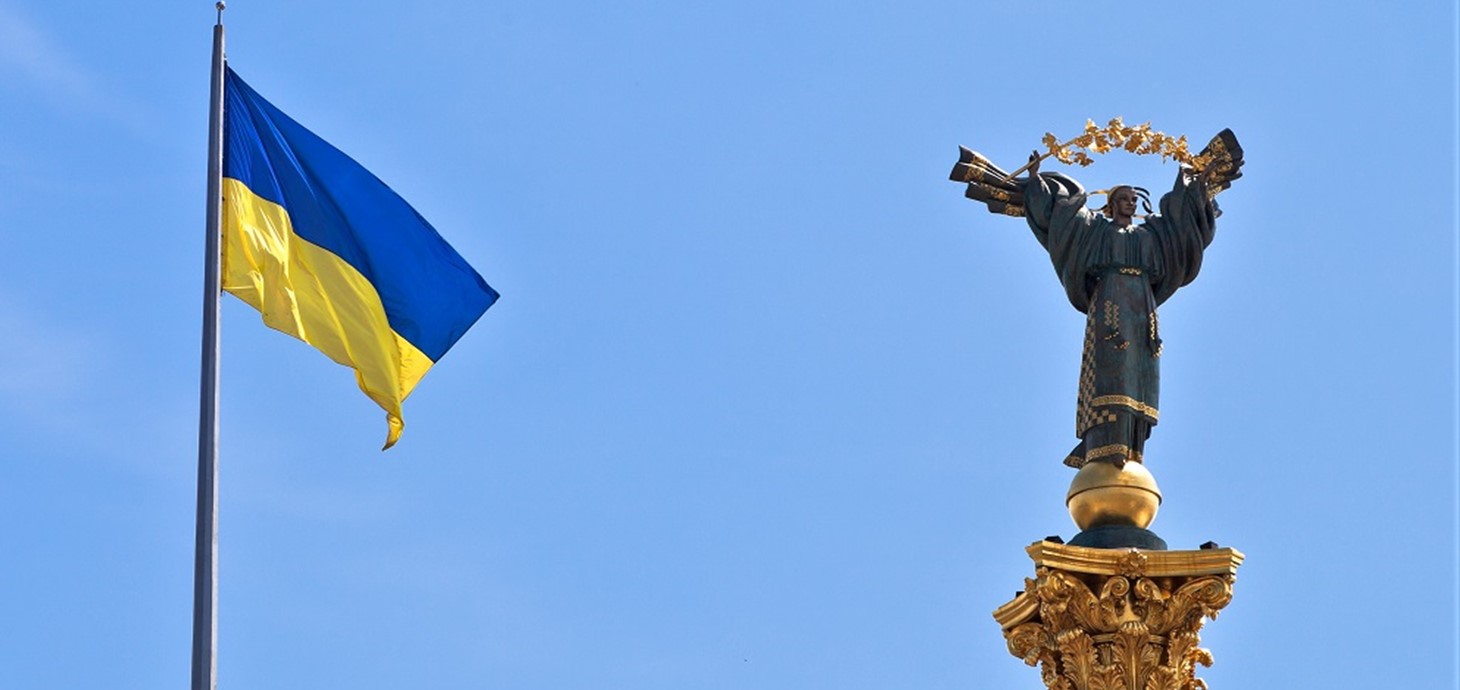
(221, 66, 498, 448)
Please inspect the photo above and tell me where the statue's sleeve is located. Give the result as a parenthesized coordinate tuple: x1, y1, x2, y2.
(1147, 174, 1217, 305)
(1024, 172, 1099, 312)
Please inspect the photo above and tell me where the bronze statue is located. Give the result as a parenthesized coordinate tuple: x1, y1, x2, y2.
(951, 128, 1243, 470)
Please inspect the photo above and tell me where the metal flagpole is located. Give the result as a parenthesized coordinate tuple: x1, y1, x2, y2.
(192, 4, 225, 690)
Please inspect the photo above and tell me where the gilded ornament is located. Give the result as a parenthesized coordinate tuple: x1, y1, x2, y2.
(1066, 461, 1161, 529)
(1087, 395, 1159, 420)
(994, 544, 1243, 690)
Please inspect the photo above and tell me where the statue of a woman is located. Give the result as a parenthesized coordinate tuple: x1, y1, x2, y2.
(1021, 153, 1217, 469)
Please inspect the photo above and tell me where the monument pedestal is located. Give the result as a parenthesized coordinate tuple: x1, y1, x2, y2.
(993, 541, 1243, 690)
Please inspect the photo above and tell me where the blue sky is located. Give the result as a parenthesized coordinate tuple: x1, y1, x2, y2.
(0, 2, 1456, 689)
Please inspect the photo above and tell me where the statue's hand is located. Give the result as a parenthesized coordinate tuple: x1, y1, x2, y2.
(1182, 164, 1215, 186)
(1027, 150, 1041, 176)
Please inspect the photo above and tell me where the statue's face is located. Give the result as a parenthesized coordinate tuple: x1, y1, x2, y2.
(1112, 188, 1139, 219)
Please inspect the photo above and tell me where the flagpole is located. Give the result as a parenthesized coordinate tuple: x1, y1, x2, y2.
(192, 4, 225, 690)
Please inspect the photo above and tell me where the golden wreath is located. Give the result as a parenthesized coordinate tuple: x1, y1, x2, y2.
(1005, 117, 1216, 182)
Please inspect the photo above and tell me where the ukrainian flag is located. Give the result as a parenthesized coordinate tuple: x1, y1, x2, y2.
(221, 67, 498, 448)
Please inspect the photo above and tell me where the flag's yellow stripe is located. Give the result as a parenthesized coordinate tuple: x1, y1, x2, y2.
(221, 177, 433, 448)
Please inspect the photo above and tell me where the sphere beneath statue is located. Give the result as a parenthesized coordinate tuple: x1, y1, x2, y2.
(1066, 461, 1162, 531)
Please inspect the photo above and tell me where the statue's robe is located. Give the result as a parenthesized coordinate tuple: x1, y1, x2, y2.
(1023, 171, 1216, 468)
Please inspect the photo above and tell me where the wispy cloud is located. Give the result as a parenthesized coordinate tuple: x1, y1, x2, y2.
(0, 295, 95, 413)
(0, 3, 148, 128)
(0, 291, 197, 479)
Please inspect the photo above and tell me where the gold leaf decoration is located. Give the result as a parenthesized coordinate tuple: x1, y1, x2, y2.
(1040, 118, 1212, 172)
(995, 545, 1241, 690)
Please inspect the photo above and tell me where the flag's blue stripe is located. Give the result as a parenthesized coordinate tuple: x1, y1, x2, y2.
(222, 66, 497, 362)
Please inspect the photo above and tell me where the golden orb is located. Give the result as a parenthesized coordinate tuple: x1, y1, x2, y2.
(1066, 461, 1162, 531)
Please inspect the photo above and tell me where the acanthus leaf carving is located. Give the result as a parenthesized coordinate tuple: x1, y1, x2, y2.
(1000, 558, 1236, 690)
(1007, 622, 1051, 666)
(1057, 629, 1099, 690)
(1143, 576, 1232, 635)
